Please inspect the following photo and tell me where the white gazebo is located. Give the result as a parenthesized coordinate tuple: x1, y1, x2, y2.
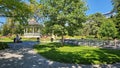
(24, 19, 41, 38)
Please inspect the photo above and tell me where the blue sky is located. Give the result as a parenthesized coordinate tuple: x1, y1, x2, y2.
(0, 17, 6, 23)
(0, 0, 113, 23)
(86, 0, 113, 15)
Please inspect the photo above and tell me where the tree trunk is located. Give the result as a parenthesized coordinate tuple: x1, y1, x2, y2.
(107, 37, 110, 46)
(61, 29, 64, 46)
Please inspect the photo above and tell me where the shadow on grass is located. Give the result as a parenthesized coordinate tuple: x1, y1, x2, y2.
(35, 42, 120, 64)
(0, 41, 12, 50)
(93, 48, 120, 64)
(35, 42, 62, 49)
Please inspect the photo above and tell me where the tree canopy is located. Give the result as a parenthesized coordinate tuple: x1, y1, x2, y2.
(41, 0, 87, 45)
(112, 0, 120, 37)
(99, 19, 117, 39)
(0, 0, 32, 24)
(83, 13, 106, 37)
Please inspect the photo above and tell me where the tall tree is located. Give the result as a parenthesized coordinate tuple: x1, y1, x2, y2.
(112, 0, 120, 37)
(99, 19, 117, 39)
(1, 18, 24, 36)
(41, 0, 87, 45)
(85, 13, 106, 38)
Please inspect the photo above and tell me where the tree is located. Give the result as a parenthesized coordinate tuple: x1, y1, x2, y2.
(112, 0, 120, 37)
(44, 21, 67, 36)
(0, 0, 32, 24)
(99, 19, 117, 39)
(1, 18, 24, 36)
(41, 0, 87, 45)
(1, 23, 9, 36)
(29, 0, 43, 23)
(112, 0, 120, 13)
(86, 13, 107, 38)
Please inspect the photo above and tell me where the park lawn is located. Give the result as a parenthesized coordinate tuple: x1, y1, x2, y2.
(0, 37, 13, 42)
(35, 42, 120, 64)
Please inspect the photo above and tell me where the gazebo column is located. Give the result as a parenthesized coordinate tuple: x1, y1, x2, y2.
(38, 28, 40, 36)
(38, 28, 40, 33)
(33, 27, 35, 36)
(24, 28, 26, 33)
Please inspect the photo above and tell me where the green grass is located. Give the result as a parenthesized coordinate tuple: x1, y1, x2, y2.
(0, 37, 13, 42)
(35, 42, 120, 64)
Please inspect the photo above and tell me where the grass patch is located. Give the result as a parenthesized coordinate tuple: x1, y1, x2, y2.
(0, 37, 13, 42)
(35, 42, 120, 64)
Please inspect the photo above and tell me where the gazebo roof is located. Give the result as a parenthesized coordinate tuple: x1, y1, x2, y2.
(28, 19, 39, 25)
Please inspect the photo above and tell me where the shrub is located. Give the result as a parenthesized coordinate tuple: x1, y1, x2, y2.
(0, 42, 9, 50)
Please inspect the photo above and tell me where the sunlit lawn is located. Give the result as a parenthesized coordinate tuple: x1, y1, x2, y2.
(35, 42, 120, 64)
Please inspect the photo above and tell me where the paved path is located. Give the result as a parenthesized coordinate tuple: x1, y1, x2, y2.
(0, 41, 120, 68)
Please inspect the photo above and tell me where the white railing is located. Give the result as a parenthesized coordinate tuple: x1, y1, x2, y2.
(24, 33, 40, 38)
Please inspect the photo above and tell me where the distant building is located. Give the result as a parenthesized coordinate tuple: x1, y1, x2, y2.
(104, 11, 116, 18)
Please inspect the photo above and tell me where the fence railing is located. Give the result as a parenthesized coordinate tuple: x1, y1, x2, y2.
(63, 39, 120, 47)
(24, 33, 40, 38)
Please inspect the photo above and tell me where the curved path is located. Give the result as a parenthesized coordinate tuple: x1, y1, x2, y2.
(0, 41, 120, 68)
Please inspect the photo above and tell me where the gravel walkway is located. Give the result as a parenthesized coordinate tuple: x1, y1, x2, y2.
(0, 41, 120, 68)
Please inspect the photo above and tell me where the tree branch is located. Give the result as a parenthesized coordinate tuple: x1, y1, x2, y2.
(0, 14, 25, 17)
